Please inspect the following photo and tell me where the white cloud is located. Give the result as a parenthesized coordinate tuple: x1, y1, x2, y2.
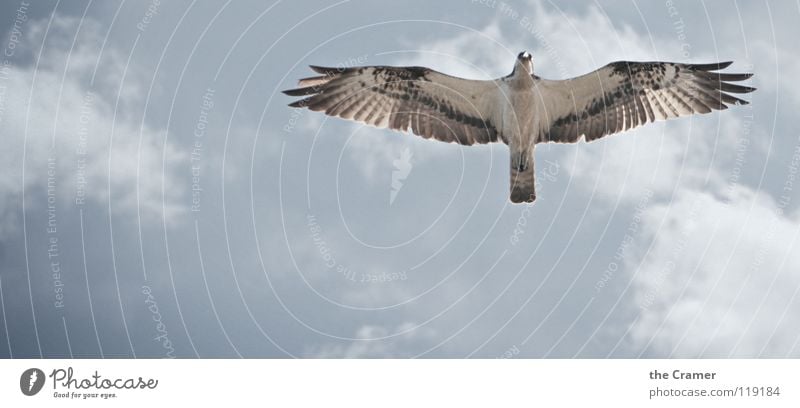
(344, 124, 414, 185)
(627, 186, 800, 357)
(396, 21, 516, 80)
(0, 16, 187, 238)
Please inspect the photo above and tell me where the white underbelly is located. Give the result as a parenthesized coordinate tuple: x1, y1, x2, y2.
(500, 89, 536, 148)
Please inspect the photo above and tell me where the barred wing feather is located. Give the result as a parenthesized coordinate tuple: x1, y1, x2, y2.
(283, 65, 505, 145)
(534, 61, 755, 143)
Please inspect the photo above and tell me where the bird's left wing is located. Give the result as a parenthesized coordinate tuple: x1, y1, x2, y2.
(283, 65, 504, 145)
(534, 61, 755, 143)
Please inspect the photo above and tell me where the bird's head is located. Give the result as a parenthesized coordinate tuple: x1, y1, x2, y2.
(516, 51, 533, 74)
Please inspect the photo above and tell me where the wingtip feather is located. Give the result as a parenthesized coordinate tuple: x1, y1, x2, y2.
(287, 98, 310, 108)
(283, 86, 319, 97)
(692, 61, 733, 71)
(297, 75, 330, 87)
(309, 65, 346, 75)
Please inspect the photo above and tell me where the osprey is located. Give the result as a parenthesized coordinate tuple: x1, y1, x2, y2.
(283, 52, 754, 203)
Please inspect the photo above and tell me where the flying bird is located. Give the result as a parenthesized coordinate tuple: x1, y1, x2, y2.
(283, 52, 754, 203)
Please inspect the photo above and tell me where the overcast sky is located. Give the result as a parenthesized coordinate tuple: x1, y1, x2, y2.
(1, 0, 798, 358)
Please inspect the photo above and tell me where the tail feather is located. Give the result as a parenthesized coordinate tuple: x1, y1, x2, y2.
(509, 150, 536, 203)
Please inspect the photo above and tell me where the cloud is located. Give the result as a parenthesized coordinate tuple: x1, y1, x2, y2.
(627, 184, 800, 357)
(0, 15, 187, 239)
(395, 20, 515, 79)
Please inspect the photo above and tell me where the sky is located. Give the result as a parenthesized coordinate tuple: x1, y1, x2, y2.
(0, 0, 798, 358)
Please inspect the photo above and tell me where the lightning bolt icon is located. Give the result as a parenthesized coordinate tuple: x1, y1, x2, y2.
(28, 371, 37, 392)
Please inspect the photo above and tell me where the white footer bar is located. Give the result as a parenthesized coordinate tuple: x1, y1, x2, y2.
(1, 359, 796, 407)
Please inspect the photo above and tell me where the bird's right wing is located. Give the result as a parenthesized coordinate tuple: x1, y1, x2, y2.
(534, 61, 755, 143)
(283, 65, 505, 145)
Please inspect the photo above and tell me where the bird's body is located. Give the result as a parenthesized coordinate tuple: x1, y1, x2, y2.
(502, 54, 540, 202)
(284, 52, 754, 203)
